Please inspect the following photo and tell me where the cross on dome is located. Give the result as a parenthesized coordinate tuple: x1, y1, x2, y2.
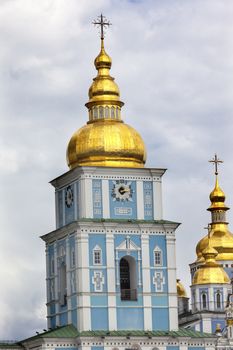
(93, 14, 112, 40)
(209, 154, 223, 176)
(204, 224, 212, 240)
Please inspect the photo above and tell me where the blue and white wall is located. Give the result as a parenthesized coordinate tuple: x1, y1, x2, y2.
(53, 167, 165, 229)
(43, 166, 179, 332)
(45, 223, 178, 332)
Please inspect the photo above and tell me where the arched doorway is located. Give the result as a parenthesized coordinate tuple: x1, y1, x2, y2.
(120, 256, 137, 301)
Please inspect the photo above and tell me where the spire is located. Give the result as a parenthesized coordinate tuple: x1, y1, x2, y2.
(66, 15, 146, 169)
(208, 154, 229, 220)
(85, 14, 123, 121)
(195, 155, 233, 262)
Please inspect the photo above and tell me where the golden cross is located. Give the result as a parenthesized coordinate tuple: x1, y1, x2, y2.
(209, 154, 223, 176)
(93, 14, 112, 40)
(204, 224, 211, 239)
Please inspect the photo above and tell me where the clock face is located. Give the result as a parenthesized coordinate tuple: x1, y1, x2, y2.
(65, 186, 74, 208)
(111, 180, 133, 202)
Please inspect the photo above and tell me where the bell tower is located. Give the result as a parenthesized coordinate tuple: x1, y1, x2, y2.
(41, 15, 180, 332)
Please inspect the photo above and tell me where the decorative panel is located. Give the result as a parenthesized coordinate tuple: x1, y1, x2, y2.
(92, 180, 103, 218)
(143, 181, 153, 220)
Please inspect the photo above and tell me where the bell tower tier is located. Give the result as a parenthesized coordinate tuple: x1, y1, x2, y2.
(41, 166, 180, 332)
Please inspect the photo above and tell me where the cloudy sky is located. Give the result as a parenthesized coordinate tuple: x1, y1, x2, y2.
(0, 0, 233, 340)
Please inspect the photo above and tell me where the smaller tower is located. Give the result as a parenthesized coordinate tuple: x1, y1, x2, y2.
(190, 155, 233, 279)
(226, 294, 233, 339)
(191, 237, 230, 333)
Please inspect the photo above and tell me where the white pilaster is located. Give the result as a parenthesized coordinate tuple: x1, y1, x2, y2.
(54, 242, 60, 326)
(102, 180, 110, 218)
(66, 237, 72, 324)
(55, 191, 59, 229)
(202, 317, 212, 333)
(62, 189, 65, 226)
(166, 234, 178, 330)
(106, 232, 117, 329)
(153, 179, 163, 220)
(136, 181, 144, 220)
(76, 232, 91, 331)
(141, 233, 152, 330)
(45, 244, 50, 328)
(85, 178, 93, 218)
(79, 178, 85, 218)
(209, 286, 214, 311)
(74, 182, 78, 220)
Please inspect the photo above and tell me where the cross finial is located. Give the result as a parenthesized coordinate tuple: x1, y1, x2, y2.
(204, 224, 211, 239)
(93, 14, 112, 40)
(209, 154, 223, 176)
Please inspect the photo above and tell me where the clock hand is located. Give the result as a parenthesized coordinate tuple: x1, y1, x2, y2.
(119, 187, 130, 195)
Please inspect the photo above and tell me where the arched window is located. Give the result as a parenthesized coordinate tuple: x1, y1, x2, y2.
(59, 262, 67, 306)
(202, 293, 207, 309)
(93, 245, 102, 265)
(216, 292, 221, 309)
(50, 256, 54, 275)
(154, 246, 163, 266)
(105, 106, 109, 118)
(120, 256, 137, 301)
(111, 106, 115, 119)
(99, 106, 104, 119)
(93, 107, 98, 119)
(59, 245, 65, 257)
(71, 247, 75, 267)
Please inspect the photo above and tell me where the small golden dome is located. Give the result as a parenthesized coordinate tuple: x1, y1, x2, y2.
(209, 176, 227, 210)
(67, 37, 146, 169)
(196, 226, 233, 261)
(177, 279, 187, 297)
(94, 40, 112, 69)
(192, 243, 230, 285)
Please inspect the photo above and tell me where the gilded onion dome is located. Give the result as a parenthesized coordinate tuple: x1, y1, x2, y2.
(177, 279, 187, 297)
(196, 169, 233, 261)
(66, 33, 146, 169)
(192, 242, 230, 285)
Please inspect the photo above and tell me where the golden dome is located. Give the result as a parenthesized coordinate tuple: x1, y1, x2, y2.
(67, 37, 146, 169)
(67, 120, 146, 168)
(192, 244, 230, 285)
(209, 176, 227, 210)
(177, 279, 187, 297)
(195, 172, 233, 261)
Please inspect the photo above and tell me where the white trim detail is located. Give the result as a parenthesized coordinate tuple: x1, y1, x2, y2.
(92, 271, 105, 292)
(153, 271, 165, 292)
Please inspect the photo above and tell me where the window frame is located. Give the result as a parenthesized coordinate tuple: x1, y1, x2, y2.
(93, 245, 102, 266)
(153, 246, 163, 266)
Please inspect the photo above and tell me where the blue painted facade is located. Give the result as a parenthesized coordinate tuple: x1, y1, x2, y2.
(44, 167, 179, 333)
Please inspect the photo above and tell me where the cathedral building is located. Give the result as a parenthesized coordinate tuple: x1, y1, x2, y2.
(1, 14, 233, 350)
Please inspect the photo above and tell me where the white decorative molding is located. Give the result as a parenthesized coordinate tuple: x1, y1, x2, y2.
(153, 271, 165, 292)
(92, 271, 105, 292)
(116, 235, 140, 252)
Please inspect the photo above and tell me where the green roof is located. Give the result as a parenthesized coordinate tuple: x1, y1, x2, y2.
(78, 218, 180, 225)
(0, 344, 22, 349)
(22, 325, 215, 342)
